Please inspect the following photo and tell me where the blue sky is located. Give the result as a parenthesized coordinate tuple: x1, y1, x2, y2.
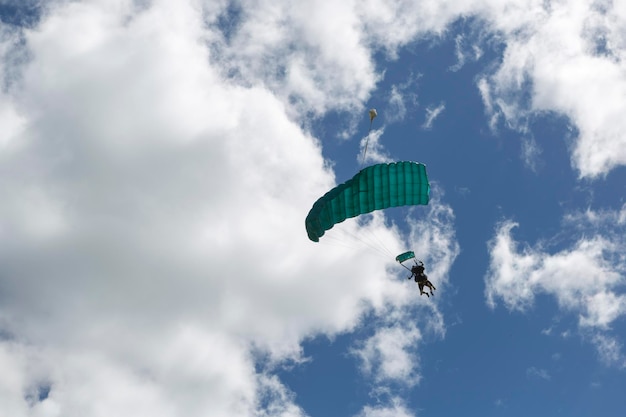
(0, 1, 625, 417)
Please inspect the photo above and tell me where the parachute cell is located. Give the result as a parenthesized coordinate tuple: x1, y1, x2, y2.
(305, 161, 430, 242)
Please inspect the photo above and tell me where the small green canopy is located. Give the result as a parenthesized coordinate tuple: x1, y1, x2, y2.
(395, 251, 415, 263)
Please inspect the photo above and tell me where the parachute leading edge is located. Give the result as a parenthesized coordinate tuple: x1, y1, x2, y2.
(305, 161, 430, 242)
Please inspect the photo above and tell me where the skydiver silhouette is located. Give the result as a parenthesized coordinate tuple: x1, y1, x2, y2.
(409, 261, 436, 297)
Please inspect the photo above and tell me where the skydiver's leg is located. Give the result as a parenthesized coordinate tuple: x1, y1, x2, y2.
(418, 282, 428, 296)
(425, 281, 435, 296)
(422, 276, 435, 290)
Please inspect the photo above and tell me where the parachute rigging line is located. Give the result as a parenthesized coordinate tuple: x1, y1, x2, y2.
(360, 109, 377, 167)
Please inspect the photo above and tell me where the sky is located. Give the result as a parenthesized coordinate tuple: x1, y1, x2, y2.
(0, 0, 625, 416)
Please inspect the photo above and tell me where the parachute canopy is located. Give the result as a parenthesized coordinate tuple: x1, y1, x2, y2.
(395, 251, 415, 263)
(305, 161, 430, 242)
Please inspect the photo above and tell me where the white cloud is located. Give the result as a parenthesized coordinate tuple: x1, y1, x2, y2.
(486, 220, 626, 324)
(384, 75, 420, 124)
(0, 24, 28, 149)
(355, 397, 416, 417)
(352, 322, 422, 386)
(478, 0, 626, 178)
(564, 206, 626, 230)
(450, 34, 468, 71)
(450, 33, 484, 72)
(256, 374, 307, 417)
(592, 334, 626, 368)
(520, 135, 543, 172)
(477, 77, 500, 130)
(485, 216, 626, 365)
(213, 0, 380, 118)
(422, 103, 445, 129)
(619, 203, 626, 225)
(357, 0, 478, 58)
(526, 366, 551, 380)
(387, 85, 409, 123)
(359, 128, 392, 164)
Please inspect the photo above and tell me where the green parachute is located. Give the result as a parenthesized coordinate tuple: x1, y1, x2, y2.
(305, 161, 430, 242)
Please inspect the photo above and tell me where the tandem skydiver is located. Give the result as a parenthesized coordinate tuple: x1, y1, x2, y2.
(409, 260, 436, 297)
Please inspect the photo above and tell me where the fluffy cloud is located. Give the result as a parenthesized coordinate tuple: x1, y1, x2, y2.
(478, 0, 626, 178)
(210, 0, 380, 118)
(359, 128, 392, 164)
(485, 216, 626, 365)
(422, 103, 445, 130)
(355, 397, 416, 417)
(526, 366, 551, 380)
(520, 135, 543, 173)
(352, 322, 423, 386)
(384, 75, 420, 124)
